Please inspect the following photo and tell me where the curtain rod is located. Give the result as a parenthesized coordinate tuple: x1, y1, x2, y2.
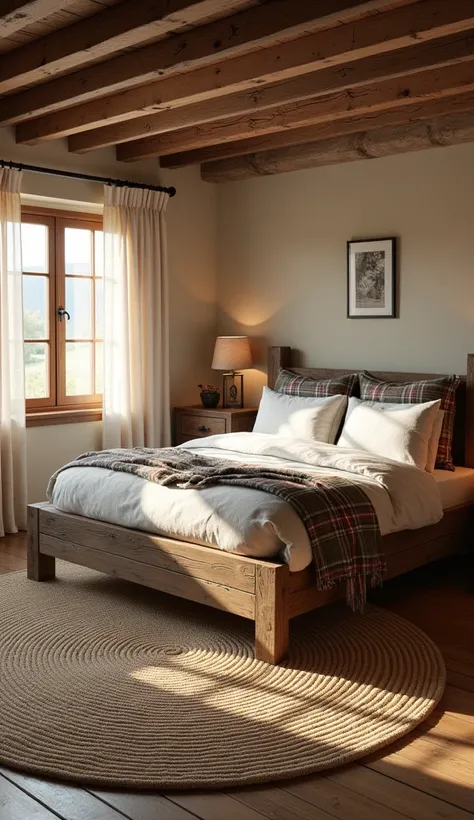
(0, 159, 176, 197)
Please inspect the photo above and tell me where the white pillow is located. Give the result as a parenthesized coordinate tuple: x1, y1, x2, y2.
(253, 386, 347, 444)
(337, 397, 442, 469)
(343, 403, 444, 473)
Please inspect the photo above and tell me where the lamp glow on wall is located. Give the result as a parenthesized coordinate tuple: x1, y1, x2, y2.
(212, 336, 252, 408)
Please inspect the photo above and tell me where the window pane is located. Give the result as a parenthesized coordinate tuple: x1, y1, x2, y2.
(95, 230, 103, 277)
(21, 223, 48, 273)
(23, 275, 48, 339)
(66, 277, 92, 339)
(95, 278, 103, 339)
(65, 228, 92, 275)
(95, 342, 103, 394)
(24, 342, 48, 399)
(66, 342, 93, 396)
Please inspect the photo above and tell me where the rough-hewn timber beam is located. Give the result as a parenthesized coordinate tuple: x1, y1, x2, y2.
(1, 0, 472, 128)
(0, 0, 402, 123)
(0, 1, 70, 37)
(159, 89, 474, 167)
(62, 33, 474, 153)
(116, 60, 474, 161)
(12, 0, 420, 144)
(0, 0, 246, 94)
(200, 109, 474, 181)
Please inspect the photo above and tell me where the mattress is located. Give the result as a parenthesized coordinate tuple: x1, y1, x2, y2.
(434, 466, 474, 509)
(48, 432, 443, 573)
(50, 464, 313, 571)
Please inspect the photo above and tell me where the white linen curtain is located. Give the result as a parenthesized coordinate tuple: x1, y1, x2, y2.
(0, 168, 27, 535)
(102, 185, 171, 449)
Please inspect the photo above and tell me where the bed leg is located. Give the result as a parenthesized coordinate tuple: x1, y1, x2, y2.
(27, 506, 55, 581)
(255, 564, 289, 664)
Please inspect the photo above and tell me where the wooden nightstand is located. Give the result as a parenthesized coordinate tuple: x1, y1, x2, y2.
(174, 406, 257, 445)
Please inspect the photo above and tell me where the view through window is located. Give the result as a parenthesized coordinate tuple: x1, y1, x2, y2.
(21, 209, 103, 414)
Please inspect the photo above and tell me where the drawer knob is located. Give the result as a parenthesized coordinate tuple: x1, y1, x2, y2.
(198, 424, 211, 433)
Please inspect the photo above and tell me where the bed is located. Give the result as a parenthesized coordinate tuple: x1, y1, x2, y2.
(27, 346, 474, 664)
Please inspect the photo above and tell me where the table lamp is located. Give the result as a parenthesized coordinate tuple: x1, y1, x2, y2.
(211, 336, 252, 408)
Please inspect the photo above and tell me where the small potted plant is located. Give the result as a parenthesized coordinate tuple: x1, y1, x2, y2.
(198, 383, 220, 409)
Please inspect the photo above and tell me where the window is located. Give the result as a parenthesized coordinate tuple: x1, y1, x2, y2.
(21, 208, 103, 423)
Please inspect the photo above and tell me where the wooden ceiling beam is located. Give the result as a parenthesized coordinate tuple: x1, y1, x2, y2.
(0, 1, 71, 37)
(115, 60, 474, 161)
(0, 0, 248, 94)
(63, 33, 474, 153)
(200, 109, 474, 181)
(159, 89, 474, 167)
(0, 0, 404, 123)
(2, 0, 470, 133)
(14, 6, 474, 144)
(12, 0, 418, 141)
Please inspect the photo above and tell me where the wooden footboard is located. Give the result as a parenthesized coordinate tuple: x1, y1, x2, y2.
(27, 501, 473, 665)
(27, 503, 292, 664)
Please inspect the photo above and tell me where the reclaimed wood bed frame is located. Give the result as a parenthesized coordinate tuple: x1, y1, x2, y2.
(27, 346, 474, 665)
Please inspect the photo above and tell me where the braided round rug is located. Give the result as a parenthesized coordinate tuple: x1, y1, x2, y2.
(0, 563, 445, 789)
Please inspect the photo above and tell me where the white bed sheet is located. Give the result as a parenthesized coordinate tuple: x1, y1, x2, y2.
(49, 432, 443, 573)
(434, 466, 474, 509)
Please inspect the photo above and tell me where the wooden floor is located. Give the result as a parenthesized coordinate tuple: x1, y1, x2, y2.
(1, 533, 473, 820)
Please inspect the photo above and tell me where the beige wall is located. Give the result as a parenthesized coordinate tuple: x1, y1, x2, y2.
(216, 142, 474, 406)
(0, 127, 217, 501)
(26, 422, 102, 503)
(6, 126, 474, 499)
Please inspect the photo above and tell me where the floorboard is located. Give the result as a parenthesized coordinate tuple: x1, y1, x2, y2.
(283, 778, 409, 819)
(0, 552, 26, 571)
(164, 791, 269, 820)
(328, 766, 474, 820)
(0, 768, 129, 820)
(0, 774, 61, 820)
(440, 686, 474, 724)
(0, 535, 473, 820)
(227, 786, 335, 820)
(89, 790, 201, 820)
(366, 756, 474, 814)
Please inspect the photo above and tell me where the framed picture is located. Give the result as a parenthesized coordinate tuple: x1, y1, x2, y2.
(347, 237, 396, 319)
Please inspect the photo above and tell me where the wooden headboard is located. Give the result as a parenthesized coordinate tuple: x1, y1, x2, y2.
(268, 346, 474, 468)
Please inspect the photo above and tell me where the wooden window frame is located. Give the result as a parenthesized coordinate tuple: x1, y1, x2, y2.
(22, 207, 103, 426)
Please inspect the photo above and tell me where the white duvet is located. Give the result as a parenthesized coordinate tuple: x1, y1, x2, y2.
(49, 432, 443, 572)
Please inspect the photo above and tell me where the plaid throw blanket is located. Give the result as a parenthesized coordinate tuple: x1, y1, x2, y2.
(49, 447, 385, 611)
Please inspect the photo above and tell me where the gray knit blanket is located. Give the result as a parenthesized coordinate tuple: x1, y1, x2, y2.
(48, 447, 385, 611)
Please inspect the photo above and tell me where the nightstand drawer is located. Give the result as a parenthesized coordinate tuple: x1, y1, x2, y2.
(180, 414, 226, 438)
(174, 406, 257, 446)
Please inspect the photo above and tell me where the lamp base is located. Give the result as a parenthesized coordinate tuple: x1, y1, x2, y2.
(222, 372, 244, 408)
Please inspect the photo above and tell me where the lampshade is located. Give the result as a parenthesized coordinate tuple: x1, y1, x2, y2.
(212, 336, 252, 371)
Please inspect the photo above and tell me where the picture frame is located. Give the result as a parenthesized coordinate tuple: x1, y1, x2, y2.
(347, 237, 396, 319)
(222, 373, 244, 408)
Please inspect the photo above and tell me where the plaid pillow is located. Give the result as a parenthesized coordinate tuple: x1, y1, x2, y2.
(274, 368, 358, 398)
(359, 371, 460, 471)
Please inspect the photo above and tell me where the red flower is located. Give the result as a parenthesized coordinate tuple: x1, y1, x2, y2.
(198, 384, 220, 392)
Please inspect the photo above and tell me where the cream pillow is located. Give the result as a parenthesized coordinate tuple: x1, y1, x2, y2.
(253, 387, 347, 444)
(337, 397, 442, 469)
